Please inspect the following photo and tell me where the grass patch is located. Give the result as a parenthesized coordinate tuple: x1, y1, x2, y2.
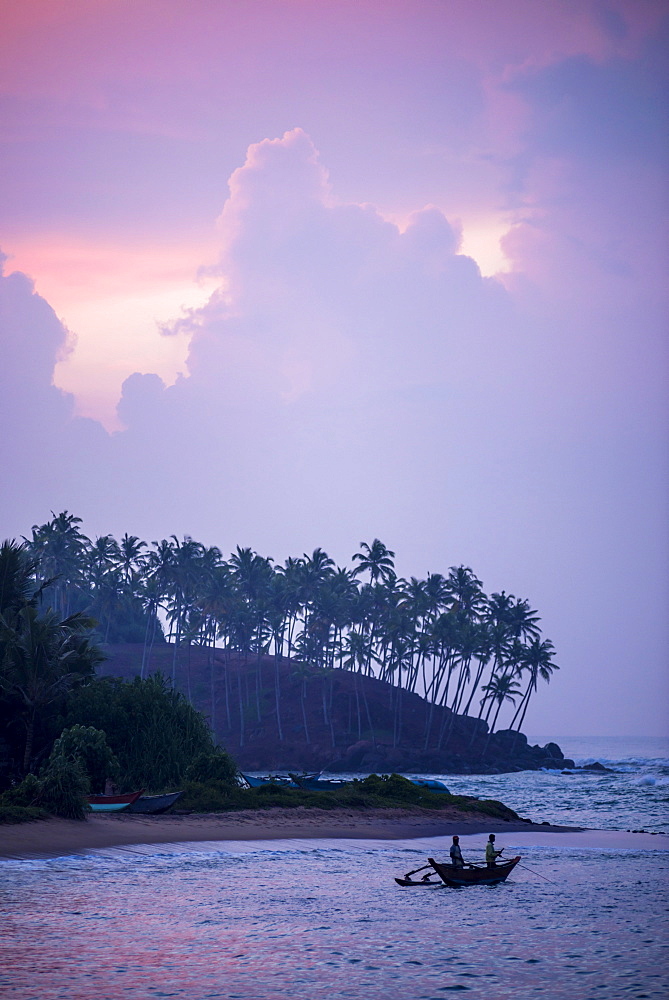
(0, 805, 49, 824)
(178, 774, 521, 820)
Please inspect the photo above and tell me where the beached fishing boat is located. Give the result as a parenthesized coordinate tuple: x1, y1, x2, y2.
(240, 773, 301, 788)
(395, 855, 521, 887)
(87, 790, 145, 812)
(289, 773, 352, 790)
(127, 791, 183, 814)
(409, 778, 450, 793)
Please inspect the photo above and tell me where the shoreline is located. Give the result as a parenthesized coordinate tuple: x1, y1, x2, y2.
(0, 807, 584, 859)
(1, 809, 666, 860)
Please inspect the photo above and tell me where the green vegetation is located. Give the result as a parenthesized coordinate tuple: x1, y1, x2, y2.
(38, 753, 90, 819)
(0, 536, 227, 802)
(51, 725, 120, 793)
(65, 675, 219, 791)
(0, 523, 548, 825)
(0, 538, 102, 777)
(185, 749, 238, 784)
(178, 773, 521, 820)
(0, 759, 88, 821)
(0, 805, 48, 824)
(16, 512, 559, 753)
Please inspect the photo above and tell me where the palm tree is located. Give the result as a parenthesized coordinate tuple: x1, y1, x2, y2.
(0, 539, 39, 616)
(0, 605, 101, 771)
(510, 638, 559, 733)
(352, 539, 395, 584)
(25, 511, 90, 617)
(480, 672, 522, 737)
(117, 534, 147, 591)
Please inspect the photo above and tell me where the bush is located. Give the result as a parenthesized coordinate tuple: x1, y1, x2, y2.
(39, 754, 90, 820)
(179, 780, 243, 813)
(185, 749, 237, 786)
(51, 725, 120, 793)
(1, 773, 42, 807)
(0, 805, 48, 824)
(66, 674, 216, 791)
(358, 773, 423, 802)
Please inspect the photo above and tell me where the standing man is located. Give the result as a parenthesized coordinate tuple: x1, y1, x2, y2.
(449, 835, 465, 867)
(485, 833, 504, 867)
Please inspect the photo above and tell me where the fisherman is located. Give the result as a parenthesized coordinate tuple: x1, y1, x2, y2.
(485, 833, 504, 867)
(449, 835, 465, 868)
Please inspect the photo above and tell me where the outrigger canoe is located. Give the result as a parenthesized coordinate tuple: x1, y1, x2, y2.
(396, 855, 521, 887)
(87, 790, 145, 812)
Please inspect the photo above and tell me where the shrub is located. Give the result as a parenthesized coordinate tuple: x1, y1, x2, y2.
(185, 749, 237, 786)
(358, 773, 422, 801)
(179, 780, 243, 813)
(66, 674, 216, 790)
(0, 805, 48, 824)
(39, 754, 90, 820)
(51, 725, 120, 793)
(1, 773, 42, 807)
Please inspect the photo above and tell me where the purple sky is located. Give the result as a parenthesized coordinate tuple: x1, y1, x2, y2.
(1, 1, 667, 737)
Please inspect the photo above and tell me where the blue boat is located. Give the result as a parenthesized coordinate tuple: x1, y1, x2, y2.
(408, 777, 451, 793)
(240, 773, 303, 788)
(289, 773, 352, 790)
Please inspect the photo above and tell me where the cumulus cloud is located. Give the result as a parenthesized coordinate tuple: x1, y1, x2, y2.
(0, 253, 110, 528)
(1, 118, 667, 734)
(101, 130, 529, 553)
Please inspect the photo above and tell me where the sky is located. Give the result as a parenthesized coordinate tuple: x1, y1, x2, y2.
(1, 0, 667, 737)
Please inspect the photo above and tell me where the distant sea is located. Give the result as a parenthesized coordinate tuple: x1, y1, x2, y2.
(2, 735, 668, 1000)
(415, 734, 669, 834)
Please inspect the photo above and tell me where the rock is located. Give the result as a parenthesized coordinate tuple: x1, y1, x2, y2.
(579, 761, 614, 772)
(342, 740, 376, 767)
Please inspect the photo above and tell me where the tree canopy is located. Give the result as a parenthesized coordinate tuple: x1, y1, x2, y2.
(16, 514, 559, 752)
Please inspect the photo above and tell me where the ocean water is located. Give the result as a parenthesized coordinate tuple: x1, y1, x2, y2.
(1, 839, 668, 1000)
(412, 735, 669, 835)
(2, 736, 668, 1000)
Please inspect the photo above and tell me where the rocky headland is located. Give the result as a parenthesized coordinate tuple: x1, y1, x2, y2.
(100, 644, 575, 775)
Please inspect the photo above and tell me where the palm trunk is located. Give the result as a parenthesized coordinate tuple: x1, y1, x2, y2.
(301, 678, 310, 744)
(23, 710, 36, 773)
(237, 668, 245, 747)
(209, 632, 216, 735)
(274, 644, 284, 741)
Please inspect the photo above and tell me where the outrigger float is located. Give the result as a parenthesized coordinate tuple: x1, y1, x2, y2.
(395, 855, 521, 887)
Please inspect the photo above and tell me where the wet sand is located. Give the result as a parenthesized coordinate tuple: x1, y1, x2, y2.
(1, 808, 577, 859)
(2, 809, 665, 860)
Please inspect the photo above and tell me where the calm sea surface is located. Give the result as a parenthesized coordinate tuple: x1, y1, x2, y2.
(2, 736, 668, 1000)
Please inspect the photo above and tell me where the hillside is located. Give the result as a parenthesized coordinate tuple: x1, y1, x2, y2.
(98, 643, 571, 774)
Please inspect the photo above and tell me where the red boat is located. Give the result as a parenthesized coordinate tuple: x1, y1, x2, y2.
(87, 790, 145, 812)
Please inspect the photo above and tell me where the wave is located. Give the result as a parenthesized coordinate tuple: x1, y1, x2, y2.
(633, 774, 669, 788)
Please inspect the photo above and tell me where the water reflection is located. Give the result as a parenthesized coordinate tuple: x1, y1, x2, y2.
(2, 840, 668, 999)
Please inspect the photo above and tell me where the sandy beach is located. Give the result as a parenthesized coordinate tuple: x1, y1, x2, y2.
(3, 809, 667, 860)
(0, 808, 576, 859)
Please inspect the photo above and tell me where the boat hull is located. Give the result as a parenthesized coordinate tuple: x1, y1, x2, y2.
(427, 855, 521, 886)
(128, 791, 183, 814)
(394, 877, 442, 886)
(87, 790, 145, 812)
(409, 778, 450, 793)
(240, 773, 298, 788)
